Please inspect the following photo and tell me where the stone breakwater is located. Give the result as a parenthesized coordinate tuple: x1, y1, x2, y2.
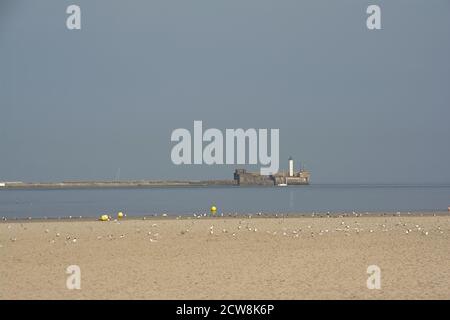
(0, 180, 237, 190)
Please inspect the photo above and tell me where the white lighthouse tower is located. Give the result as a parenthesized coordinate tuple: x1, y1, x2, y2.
(288, 156, 294, 177)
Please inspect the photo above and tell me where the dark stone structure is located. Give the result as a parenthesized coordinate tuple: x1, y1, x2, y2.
(233, 169, 275, 186)
(234, 168, 310, 186)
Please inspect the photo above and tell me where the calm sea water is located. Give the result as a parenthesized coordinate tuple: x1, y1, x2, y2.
(0, 185, 449, 219)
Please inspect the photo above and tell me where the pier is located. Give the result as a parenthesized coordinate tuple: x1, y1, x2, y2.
(0, 180, 237, 190)
(0, 158, 309, 190)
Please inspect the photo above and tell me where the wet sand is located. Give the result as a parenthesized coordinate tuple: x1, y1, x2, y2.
(0, 214, 449, 299)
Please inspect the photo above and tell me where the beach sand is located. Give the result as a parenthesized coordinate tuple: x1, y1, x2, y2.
(0, 214, 449, 299)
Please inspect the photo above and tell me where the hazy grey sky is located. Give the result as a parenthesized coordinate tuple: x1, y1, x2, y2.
(1, 0, 449, 183)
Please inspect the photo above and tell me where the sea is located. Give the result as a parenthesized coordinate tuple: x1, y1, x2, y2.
(0, 184, 449, 219)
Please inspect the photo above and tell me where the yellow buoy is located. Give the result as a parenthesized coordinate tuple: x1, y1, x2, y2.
(210, 206, 217, 215)
(118, 211, 124, 219)
(100, 214, 109, 221)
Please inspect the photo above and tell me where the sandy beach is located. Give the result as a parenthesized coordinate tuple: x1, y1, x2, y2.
(0, 214, 449, 300)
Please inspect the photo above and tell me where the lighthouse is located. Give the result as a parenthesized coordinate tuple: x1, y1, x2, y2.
(288, 157, 294, 177)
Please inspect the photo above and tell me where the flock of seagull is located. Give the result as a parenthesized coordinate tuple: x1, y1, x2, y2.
(1, 211, 447, 248)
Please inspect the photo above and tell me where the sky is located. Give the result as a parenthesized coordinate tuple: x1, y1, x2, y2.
(0, 0, 449, 184)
